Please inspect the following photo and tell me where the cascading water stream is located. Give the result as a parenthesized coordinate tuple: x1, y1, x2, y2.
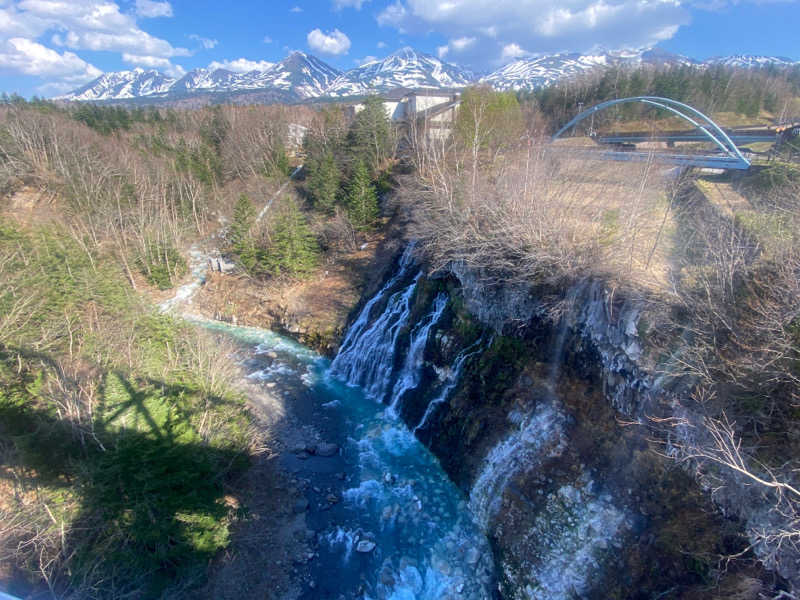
(330, 274, 420, 401)
(468, 400, 569, 530)
(413, 338, 486, 433)
(464, 279, 632, 599)
(386, 293, 448, 418)
(334, 245, 417, 360)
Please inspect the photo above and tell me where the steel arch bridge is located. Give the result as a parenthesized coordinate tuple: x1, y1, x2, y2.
(551, 96, 752, 170)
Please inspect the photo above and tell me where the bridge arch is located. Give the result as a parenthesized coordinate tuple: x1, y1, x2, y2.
(551, 96, 750, 169)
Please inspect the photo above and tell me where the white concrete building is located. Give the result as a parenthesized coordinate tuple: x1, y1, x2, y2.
(352, 89, 462, 140)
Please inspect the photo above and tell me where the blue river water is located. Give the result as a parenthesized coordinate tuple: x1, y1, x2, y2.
(196, 319, 495, 600)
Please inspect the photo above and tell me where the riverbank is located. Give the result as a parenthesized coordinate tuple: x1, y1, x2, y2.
(201, 368, 310, 600)
(186, 226, 402, 356)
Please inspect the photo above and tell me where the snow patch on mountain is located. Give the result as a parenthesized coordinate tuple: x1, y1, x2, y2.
(56, 68, 176, 101)
(705, 55, 798, 69)
(55, 47, 800, 103)
(324, 47, 472, 97)
(57, 52, 340, 101)
(481, 48, 697, 91)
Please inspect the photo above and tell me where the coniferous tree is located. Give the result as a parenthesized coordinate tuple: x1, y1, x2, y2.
(265, 197, 319, 277)
(345, 160, 379, 230)
(348, 95, 391, 174)
(230, 194, 258, 270)
(307, 151, 341, 213)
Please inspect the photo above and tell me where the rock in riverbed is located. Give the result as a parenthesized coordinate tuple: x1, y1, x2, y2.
(356, 540, 376, 553)
(314, 442, 339, 457)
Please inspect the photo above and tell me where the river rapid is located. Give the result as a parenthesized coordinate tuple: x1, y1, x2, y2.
(196, 319, 495, 600)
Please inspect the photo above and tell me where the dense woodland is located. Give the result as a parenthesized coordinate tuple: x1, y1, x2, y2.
(0, 62, 799, 597)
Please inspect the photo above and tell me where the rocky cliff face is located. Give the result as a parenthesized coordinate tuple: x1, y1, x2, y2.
(445, 262, 800, 593)
(339, 246, 794, 598)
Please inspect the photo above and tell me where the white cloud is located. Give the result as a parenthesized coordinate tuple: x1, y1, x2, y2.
(377, 0, 691, 68)
(450, 36, 476, 51)
(376, 1, 408, 27)
(501, 42, 528, 60)
(437, 36, 475, 59)
(0, 0, 190, 94)
(7, 0, 189, 58)
(0, 37, 101, 78)
(307, 28, 351, 55)
(208, 58, 275, 72)
(290, 5, 302, 12)
(355, 55, 377, 65)
(333, 0, 369, 9)
(377, 41, 387, 49)
(122, 52, 184, 76)
(135, 0, 172, 18)
(263, 35, 273, 43)
(189, 33, 218, 49)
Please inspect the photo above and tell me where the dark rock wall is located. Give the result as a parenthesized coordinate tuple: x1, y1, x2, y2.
(377, 261, 783, 599)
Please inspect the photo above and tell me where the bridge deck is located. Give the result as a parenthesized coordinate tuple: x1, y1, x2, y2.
(597, 132, 776, 144)
(549, 146, 752, 169)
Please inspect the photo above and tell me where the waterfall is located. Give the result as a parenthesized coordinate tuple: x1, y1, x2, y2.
(386, 293, 448, 418)
(334, 245, 416, 360)
(413, 338, 485, 433)
(469, 399, 568, 530)
(331, 269, 420, 402)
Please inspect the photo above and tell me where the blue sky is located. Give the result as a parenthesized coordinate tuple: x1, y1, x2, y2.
(1, 0, 799, 97)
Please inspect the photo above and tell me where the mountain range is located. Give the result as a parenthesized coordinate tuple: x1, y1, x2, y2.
(56, 47, 799, 104)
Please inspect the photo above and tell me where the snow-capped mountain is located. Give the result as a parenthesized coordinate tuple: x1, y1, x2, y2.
(482, 48, 695, 91)
(325, 47, 473, 97)
(704, 55, 798, 69)
(247, 51, 341, 98)
(57, 52, 340, 102)
(55, 47, 800, 103)
(58, 68, 176, 101)
(170, 68, 242, 94)
(483, 53, 609, 91)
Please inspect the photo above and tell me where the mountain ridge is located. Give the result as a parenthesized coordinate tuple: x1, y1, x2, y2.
(55, 47, 799, 103)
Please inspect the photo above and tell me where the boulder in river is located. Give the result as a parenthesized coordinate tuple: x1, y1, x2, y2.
(315, 442, 339, 457)
(356, 540, 376, 553)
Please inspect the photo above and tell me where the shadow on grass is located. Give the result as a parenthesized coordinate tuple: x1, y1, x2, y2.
(0, 357, 249, 599)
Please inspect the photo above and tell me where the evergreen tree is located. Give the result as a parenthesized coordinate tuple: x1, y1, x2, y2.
(345, 160, 379, 230)
(200, 105, 230, 154)
(307, 151, 341, 213)
(229, 194, 258, 270)
(265, 197, 319, 277)
(348, 95, 391, 174)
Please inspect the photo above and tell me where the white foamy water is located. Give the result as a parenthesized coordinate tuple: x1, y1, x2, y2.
(330, 274, 420, 402)
(387, 293, 448, 418)
(414, 339, 485, 433)
(469, 399, 568, 530)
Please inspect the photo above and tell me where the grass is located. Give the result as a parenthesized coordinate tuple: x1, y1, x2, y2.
(0, 219, 256, 599)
